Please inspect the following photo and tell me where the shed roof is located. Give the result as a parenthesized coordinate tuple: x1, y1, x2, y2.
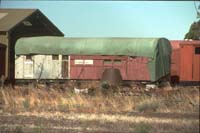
(0, 9, 64, 36)
(0, 8, 37, 31)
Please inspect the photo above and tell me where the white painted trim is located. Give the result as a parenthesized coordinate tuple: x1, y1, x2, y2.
(75, 59, 84, 64)
(24, 61, 33, 64)
(24, 74, 33, 78)
(84, 60, 93, 65)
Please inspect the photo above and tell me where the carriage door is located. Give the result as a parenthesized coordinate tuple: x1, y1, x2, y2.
(62, 55, 69, 78)
(193, 46, 200, 81)
(0, 45, 6, 78)
(180, 45, 193, 81)
(24, 55, 34, 78)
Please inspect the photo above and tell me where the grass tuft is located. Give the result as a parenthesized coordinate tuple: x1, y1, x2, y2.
(23, 98, 30, 109)
(136, 98, 160, 113)
(135, 122, 152, 133)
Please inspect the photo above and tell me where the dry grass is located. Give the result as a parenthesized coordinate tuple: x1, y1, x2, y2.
(0, 87, 136, 113)
(0, 82, 199, 114)
(0, 82, 199, 132)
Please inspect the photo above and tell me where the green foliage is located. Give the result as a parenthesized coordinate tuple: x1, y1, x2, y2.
(135, 122, 152, 133)
(101, 81, 110, 89)
(184, 20, 200, 40)
(15, 126, 23, 133)
(23, 99, 30, 109)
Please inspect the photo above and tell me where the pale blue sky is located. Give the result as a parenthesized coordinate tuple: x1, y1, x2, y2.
(1, 1, 198, 40)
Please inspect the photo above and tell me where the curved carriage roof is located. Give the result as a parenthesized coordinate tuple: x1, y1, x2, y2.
(15, 36, 171, 59)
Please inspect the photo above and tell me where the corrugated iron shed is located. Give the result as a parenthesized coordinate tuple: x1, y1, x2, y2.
(0, 8, 64, 83)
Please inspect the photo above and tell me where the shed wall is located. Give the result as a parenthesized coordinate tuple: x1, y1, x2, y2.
(0, 33, 9, 78)
(0, 45, 6, 78)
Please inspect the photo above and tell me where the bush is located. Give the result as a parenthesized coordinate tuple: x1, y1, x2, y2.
(136, 99, 159, 113)
(101, 81, 110, 89)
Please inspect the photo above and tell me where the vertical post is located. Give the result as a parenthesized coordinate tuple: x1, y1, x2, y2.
(1, 75, 4, 89)
(1, 75, 8, 105)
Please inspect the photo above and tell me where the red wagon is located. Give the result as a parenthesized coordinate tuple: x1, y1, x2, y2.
(170, 40, 200, 83)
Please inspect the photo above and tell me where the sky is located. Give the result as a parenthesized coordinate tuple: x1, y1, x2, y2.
(0, 0, 198, 40)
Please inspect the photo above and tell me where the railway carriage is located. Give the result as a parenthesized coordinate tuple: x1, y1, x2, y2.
(15, 37, 172, 83)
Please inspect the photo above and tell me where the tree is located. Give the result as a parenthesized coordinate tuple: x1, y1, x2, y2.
(184, 20, 200, 40)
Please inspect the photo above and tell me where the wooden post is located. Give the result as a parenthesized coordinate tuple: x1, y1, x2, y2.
(1, 75, 8, 105)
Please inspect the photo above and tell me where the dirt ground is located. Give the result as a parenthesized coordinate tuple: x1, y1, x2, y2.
(0, 111, 199, 133)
